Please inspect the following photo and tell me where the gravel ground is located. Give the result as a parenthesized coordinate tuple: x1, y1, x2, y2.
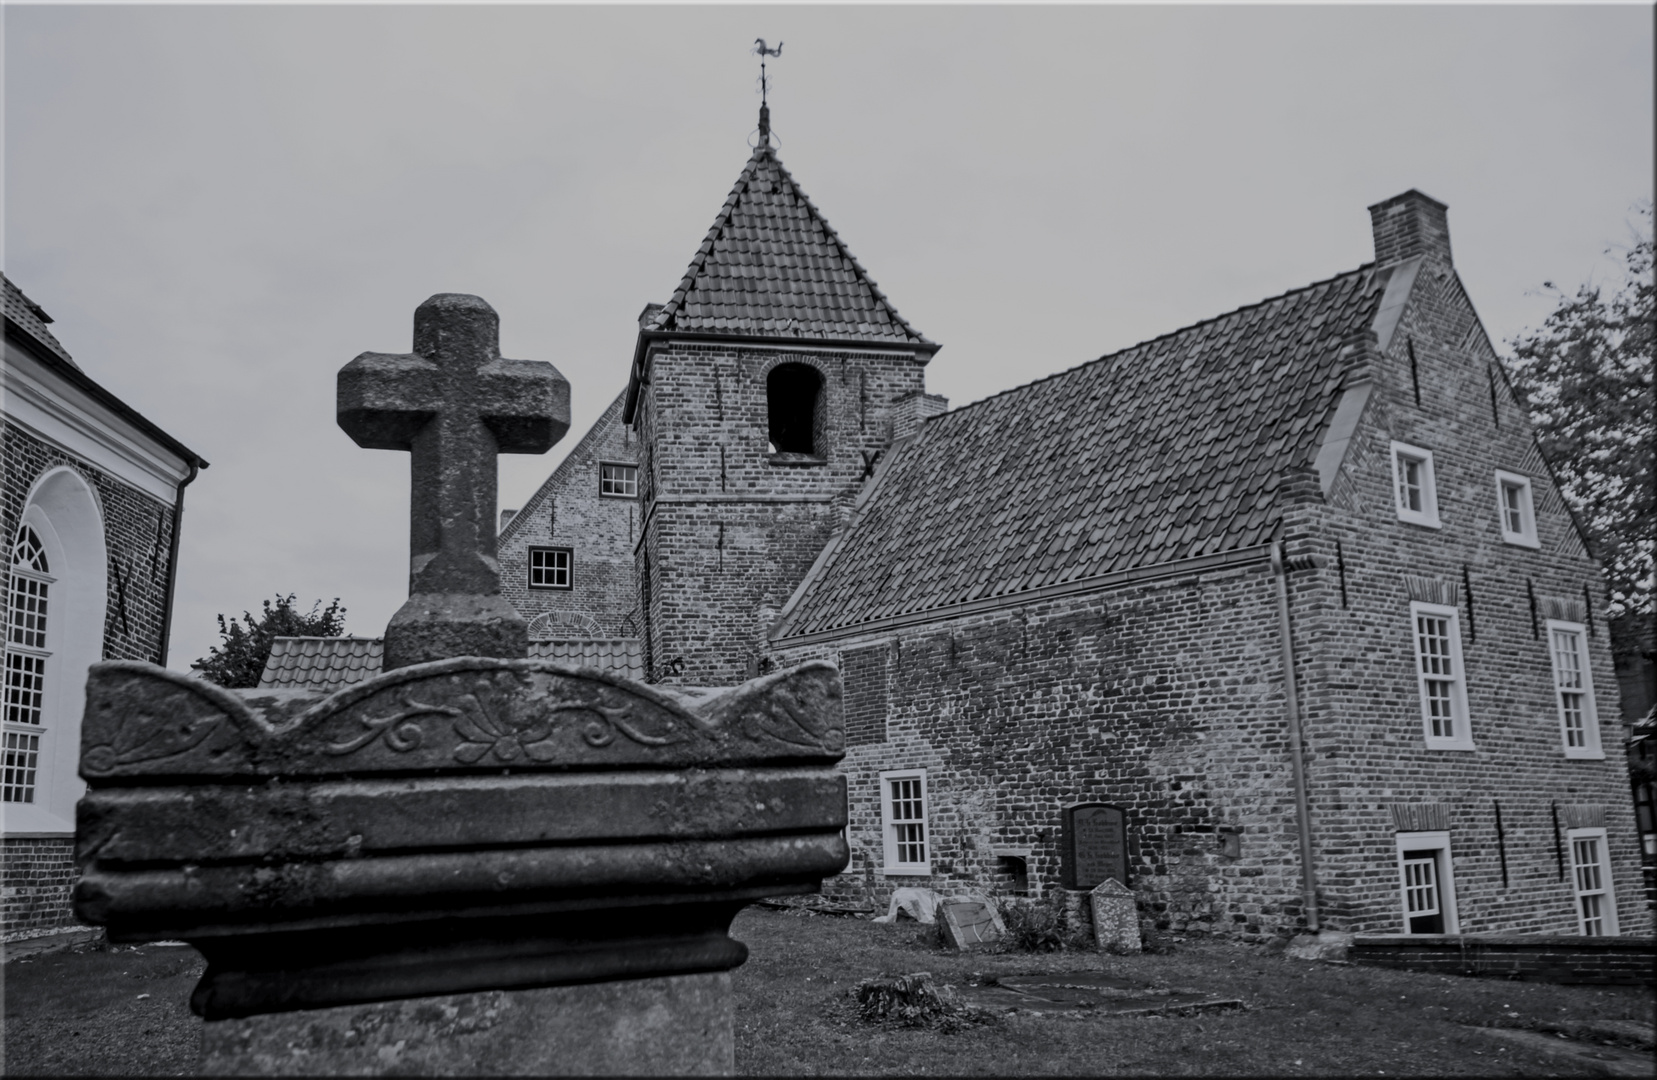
(3, 941, 203, 1077)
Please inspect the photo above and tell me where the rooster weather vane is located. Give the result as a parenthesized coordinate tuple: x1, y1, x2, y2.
(753, 38, 782, 147)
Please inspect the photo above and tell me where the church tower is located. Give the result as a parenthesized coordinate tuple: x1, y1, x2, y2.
(625, 109, 943, 685)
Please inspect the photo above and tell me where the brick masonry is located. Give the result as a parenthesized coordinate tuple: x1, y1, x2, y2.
(1, 836, 80, 936)
(632, 340, 931, 684)
(498, 389, 641, 638)
(1349, 934, 1655, 986)
(759, 201, 1649, 942)
(3, 421, 178, 932)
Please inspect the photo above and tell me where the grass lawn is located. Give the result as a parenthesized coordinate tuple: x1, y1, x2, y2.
(2, 908, 1650, 1076)
(729, 907, 1654, 1077)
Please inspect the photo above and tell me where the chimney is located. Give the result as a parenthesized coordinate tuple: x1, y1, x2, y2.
(891, 390, 949, 441)
(1368, 190, 1452, 268)
(499, 508, 517, 530)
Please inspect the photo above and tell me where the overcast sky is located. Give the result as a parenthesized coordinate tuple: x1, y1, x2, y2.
(5, 4, 1652, 672)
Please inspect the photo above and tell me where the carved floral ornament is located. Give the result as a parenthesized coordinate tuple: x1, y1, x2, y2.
(79, 658, 843, 780)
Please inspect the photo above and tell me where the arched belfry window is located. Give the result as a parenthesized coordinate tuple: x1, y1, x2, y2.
(767, 363, 826, 456)
(4, 525, 52, 802)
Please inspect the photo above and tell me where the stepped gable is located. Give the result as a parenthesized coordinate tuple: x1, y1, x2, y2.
(645, 145, 932, 346)
(2, 273, 76, 367)
(774, 265, 1388, 639)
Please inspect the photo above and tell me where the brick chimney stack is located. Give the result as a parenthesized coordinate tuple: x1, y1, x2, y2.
(1368, 190, 1452, 268)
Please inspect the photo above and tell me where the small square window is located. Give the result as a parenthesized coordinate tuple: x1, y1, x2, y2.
(879, 769, 930, 875)
(1409, 602, 1473, 750)
(1390, 442, 1440, 528)
(1394, 831, 1459, 934)
(528, 547, 572, 590)
(1546, 620, 1602, 759)
(1494, 470, 1539, 547)
(1565, 828, 1619, 936)
(600, 463, 638, 499)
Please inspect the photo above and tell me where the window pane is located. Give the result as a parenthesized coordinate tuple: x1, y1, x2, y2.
(4, 652, 46, 726)
(8, 575, 48, 649)
(1402, 853, 1439, 916)
(1503, 484, 1524, 534)
(1399, 458, 1423, 512)
(1551, 630, 1584, 690)
(2, 729, 38, 802)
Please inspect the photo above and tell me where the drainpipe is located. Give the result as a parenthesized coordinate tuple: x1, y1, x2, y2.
(1272, 541, 1320, 932)
(156, 460, 199, 668)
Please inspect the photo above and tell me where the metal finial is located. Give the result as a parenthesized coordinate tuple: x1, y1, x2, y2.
(753, 38, 782, 148)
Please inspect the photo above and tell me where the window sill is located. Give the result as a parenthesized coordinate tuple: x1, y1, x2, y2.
(1562, 749, 1606, 761)
(881, 866, 932, 877)
(1499, 533, 1541, 549)
(1396, 513, 1442, 529)
(1423, 740, 1476, 752)
(768, 452, 827, 468)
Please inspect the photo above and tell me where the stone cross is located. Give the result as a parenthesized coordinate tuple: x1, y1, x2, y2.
(338, 294, 569, 669)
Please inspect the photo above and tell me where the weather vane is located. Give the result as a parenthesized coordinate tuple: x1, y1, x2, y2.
(753, 38, 782, 147)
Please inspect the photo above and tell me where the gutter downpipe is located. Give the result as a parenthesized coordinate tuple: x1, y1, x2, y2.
(1272, 540, 1320, 932)
(156, 460, 200, 668)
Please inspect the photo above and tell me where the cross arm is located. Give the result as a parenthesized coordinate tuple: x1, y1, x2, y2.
(476, 359, 571, 454)
(337, 352, 442, 450)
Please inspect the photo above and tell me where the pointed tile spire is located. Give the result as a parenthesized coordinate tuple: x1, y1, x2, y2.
(642, 136, 933, 348)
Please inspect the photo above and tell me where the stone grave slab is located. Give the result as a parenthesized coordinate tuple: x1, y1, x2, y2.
(939, 901, 1003, 950)
(956, 972, 1242, 1018)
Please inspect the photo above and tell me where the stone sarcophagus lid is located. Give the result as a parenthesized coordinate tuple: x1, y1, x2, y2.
(74, 657, 847, 1020)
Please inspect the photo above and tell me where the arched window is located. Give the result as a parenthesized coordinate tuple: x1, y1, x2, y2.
(767, 363, 826, 456)
(4, 525, 52, 803)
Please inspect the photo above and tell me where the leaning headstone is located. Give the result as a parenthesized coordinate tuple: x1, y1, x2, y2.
(939, 900, 1003, 950)
(1091, 878, 1142, 953)
(74, 295, 849, 1076)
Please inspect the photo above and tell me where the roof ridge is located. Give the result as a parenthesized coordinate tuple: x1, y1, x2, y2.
(936, 263, 1379, 421)
(761, 153, 931, 345)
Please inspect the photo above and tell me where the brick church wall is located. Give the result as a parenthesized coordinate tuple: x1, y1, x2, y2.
(499, 390, 640, 637)
(634, 340, 929, 684)
(3, 420, 180, 932)
(1284, 250, 1649, 936)
(772, 560, 1312, 941)
(2, 422, 180, 665)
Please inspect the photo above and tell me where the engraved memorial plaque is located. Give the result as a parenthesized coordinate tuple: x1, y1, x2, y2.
(1061, 803, 1128, 889)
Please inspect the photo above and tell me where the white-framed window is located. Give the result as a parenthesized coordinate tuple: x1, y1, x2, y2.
(1394, 830, 1459, 934)
(528, 547, 572, 590)
(599, 463, 638, 499)
(1390, 442, 1441, 528)
(1566, 827, 1619, 936)
(1493, 470, 1539, 547)
(1546, 620, 1602, 759)
(3, 525, 52, 804)
(879, 769, 929, 875)
(1409, 602, 1473, 750)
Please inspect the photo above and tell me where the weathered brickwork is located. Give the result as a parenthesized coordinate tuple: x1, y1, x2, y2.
(1279, 236, 1646, 938)
(2, 421, 179, 664)
(759, 198, 1648, 942)
(0, 836, 79, 933)
(633, 340, 930, 683)
(499, 390, 640, 637)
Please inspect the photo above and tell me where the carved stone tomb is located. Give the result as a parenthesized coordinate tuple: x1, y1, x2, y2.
(73, 295, 848, 1075)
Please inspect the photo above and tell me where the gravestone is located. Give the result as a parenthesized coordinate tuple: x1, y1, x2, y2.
(1090, 878, 1142, 953)
(939, 899, 1004, 950)
(74, 295, 849, 1075)
(1060, 803, 1128, 890)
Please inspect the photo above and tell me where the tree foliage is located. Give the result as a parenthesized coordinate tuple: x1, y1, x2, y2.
(193, 594, 347, 688)
(1507, 202, 1654, 623)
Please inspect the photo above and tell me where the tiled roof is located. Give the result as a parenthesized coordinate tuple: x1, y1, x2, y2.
(258, 636, 383, 691)
(257, 636, 646, 689)
(646, 145, 932, 346)
(533, 638, 646, 681)
(773, 265, 1388, 639)
(2, 273, 76, 367)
